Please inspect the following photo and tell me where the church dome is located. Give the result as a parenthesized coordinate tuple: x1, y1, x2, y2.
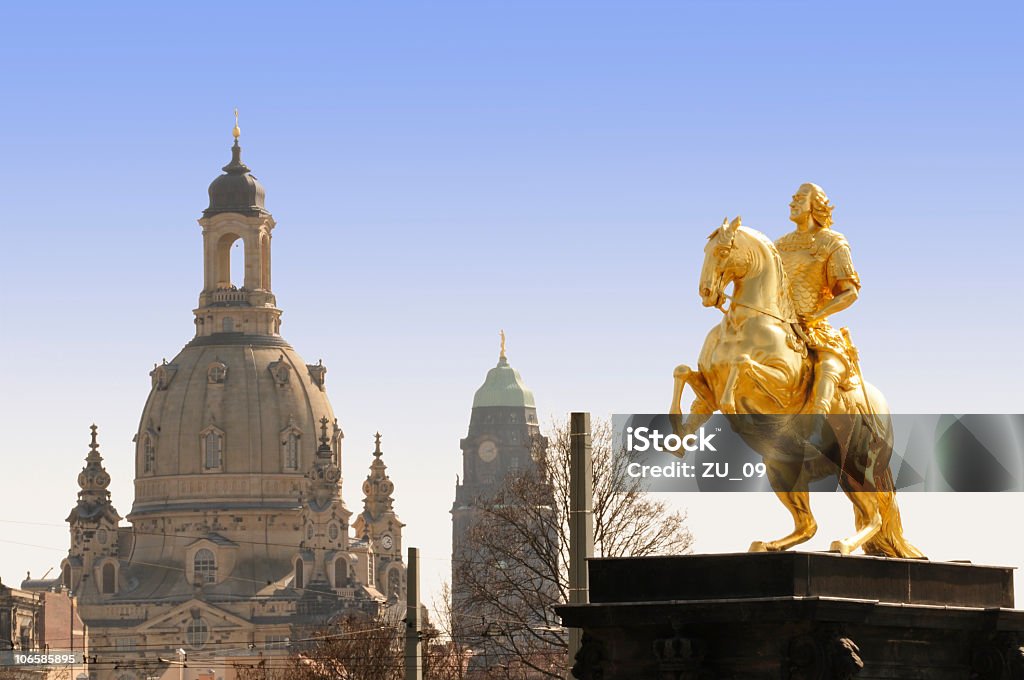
(129, 340, 338, 518)
(472, 354, 536, 408)
(204, 140, 267, 217)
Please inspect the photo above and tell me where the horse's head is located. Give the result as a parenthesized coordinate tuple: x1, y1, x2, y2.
(700, 216, 748, 308)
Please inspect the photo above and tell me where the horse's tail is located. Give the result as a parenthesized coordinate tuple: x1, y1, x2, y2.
(862, 468, 925, 558)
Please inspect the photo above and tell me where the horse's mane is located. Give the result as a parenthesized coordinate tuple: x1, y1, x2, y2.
(738, 225, 776, 253)
(737, 226, 797, 322)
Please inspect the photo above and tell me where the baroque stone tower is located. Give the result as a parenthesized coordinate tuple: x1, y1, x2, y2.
(64, 425, 122, 600)
(61, 124, 402, 678)
(352, 433, 406, 602)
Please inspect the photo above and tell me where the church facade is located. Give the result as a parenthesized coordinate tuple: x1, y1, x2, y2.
(59, 128, 405, 679)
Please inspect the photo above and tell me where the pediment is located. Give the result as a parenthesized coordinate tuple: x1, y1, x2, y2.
(136, 598, 252, 633)
(185, 532, 238, 550)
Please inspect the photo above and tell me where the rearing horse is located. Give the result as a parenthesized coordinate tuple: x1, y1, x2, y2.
(670, 217, 922, 558)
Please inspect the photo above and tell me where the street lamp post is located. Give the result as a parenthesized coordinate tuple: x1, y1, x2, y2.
(157, 649, 188, 680)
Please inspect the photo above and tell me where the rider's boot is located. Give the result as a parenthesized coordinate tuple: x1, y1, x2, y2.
(810, 355, 844, 414)
(807, 356, 844, 458)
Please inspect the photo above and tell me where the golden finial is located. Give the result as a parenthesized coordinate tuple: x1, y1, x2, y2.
(500, 329, 507, 359)
(232, 108, 241, 140)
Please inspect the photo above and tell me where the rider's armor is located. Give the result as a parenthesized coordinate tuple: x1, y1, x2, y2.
(775, 228, 860, 411)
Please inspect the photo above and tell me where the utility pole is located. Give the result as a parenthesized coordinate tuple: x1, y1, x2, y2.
(567, 412, 594, 678)
(404, 547, 423, 680)
(69, 590, 74, 655)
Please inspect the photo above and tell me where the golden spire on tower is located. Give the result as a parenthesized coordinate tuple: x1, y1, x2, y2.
(500, 329, 507, 360)
(232, 108, 241, 139)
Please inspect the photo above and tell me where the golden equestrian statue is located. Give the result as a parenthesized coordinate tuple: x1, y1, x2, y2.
(669, 183, 923, 558)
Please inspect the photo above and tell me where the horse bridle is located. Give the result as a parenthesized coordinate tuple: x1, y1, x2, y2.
(710, 227, 799, 326)
(723, 295, 798, 325)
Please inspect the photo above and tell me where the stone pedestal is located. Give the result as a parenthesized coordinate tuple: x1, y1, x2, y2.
(555, 552, 1024, 679)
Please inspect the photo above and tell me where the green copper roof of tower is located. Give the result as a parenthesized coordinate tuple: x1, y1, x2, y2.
(472, 355, 536, 408)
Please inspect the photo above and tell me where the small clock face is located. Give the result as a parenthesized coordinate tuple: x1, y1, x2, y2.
(478, 441, 498, 462)
(381, 535, 393, 550)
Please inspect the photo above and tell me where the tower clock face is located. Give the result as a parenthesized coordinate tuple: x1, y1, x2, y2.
(478, 440, 498, 462)
(381, 535, 393, 550)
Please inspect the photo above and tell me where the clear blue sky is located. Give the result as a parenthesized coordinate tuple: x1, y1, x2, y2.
(0, 1, 1022, 605)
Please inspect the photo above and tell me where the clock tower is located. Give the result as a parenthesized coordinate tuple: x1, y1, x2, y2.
(450, 334, 548, 635)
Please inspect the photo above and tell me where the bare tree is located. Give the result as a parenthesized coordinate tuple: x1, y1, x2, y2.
(454, 416, 694, 678)
(0, 665, 71, 680)
(235, 612, 403, 680)
(232, 604, 473, 680)
(424, 582, 472, 680)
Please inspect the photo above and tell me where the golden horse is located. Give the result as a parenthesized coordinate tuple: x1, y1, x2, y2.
(669, 217, 922, 558)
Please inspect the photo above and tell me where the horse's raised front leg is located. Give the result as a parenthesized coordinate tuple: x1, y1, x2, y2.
(670, 364, 690, 415)
(671, 364, 716, 415)
(669, 365, 716, 456)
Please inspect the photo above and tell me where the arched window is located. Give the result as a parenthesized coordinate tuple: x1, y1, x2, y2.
(333, 559, 347, 588)
(186, 618, 209, 649)
(204, 430, 220, 468)
(202, 429, 223, 471)
(143, 435, 156, 474)
(194, 549, 217, 585)
(294, 559, 304, 590)
(101, 563, 116, 594)
(284, 432, 300, 471)
(229, 237, 244, 288)
(62, 564, 71, 590)
(215, 233, 242, 289)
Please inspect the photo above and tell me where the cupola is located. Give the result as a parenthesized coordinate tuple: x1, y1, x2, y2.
(203, 112, 267, 217)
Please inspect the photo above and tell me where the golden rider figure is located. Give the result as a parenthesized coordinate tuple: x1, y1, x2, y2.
(776, 183, 859, 413)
